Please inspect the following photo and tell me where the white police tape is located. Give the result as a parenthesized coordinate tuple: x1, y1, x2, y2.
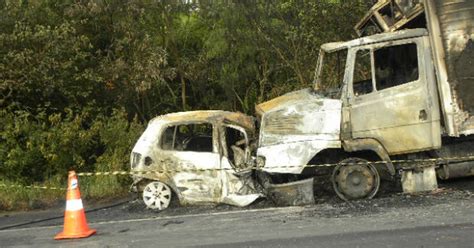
(2, 154, 474, 191)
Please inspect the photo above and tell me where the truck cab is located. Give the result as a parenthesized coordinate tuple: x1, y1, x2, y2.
(256, 28, 442, 200)
(331, 29, 441, 156)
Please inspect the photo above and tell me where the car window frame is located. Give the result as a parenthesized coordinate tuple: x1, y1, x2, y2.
(159, 121, 217, 153)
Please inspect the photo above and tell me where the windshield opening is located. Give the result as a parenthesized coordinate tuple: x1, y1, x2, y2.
(314, 49, 348, 99)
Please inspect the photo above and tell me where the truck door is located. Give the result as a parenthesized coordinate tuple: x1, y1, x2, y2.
(345, 37, 441, 154)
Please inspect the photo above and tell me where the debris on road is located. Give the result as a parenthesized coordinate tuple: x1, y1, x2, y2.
(266, 178, 315, 206)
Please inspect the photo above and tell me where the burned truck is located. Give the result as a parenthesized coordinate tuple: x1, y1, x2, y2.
(256, 0, 474, 200)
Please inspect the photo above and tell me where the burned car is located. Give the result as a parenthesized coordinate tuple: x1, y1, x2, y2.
(130, 111, 261, 210)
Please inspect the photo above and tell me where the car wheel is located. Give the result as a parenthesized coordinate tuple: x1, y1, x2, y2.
(142, 181, 172, 210)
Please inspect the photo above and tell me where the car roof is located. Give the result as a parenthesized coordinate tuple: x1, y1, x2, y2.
(150, 110, 255, 133)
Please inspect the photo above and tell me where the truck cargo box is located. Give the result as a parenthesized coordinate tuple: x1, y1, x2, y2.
(425, 0, 474, 136)
(355, 0, 474, 136)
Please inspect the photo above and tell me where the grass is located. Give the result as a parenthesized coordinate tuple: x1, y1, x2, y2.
(0, 179, 64, 211)
(0, 176, 131, 212)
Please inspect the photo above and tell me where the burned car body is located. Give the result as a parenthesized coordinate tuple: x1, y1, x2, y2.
(130, 111, 261, 209)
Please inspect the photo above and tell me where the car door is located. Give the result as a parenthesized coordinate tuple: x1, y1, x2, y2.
(346, 37, 441, 154)
(219, 124, 260, 206)
(157, 122, 222, 204)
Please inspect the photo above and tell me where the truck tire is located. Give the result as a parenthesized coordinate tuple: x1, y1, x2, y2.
(332, 157, 380, 201)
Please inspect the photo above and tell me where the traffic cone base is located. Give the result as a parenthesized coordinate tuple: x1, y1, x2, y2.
(55, 229, 96, 240)
(55, 171, 97, 240)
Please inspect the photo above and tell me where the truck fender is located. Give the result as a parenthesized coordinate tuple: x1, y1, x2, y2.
(342, 138, 396, 176)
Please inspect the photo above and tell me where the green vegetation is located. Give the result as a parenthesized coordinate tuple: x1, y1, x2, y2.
(0, 0, 369, 210)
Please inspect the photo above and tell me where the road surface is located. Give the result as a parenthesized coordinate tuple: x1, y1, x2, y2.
(1, 179, 473, 247)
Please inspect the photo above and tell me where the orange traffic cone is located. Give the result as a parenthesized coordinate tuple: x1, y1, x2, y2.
(55, 171, 96, 240)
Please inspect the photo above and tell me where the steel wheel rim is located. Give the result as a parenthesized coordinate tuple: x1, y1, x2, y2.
(142, 181, 172, 210)
(332, 158, 380, 201)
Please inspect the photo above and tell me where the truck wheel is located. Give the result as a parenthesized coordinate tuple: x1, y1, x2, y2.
(332, 157, 380, 201)
(142, 181, 172, 210)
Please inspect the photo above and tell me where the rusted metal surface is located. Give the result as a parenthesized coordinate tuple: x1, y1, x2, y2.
(256, 89, 341, 174)
(130, 110, 261, 207)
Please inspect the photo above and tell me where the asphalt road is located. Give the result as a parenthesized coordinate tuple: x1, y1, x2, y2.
(1, 179, 473, 247)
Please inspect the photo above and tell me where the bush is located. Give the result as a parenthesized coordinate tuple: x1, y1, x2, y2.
(0, 108, 144, 210)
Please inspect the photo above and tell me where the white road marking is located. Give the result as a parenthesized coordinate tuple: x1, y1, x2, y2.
(0, 206, 306, 233)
